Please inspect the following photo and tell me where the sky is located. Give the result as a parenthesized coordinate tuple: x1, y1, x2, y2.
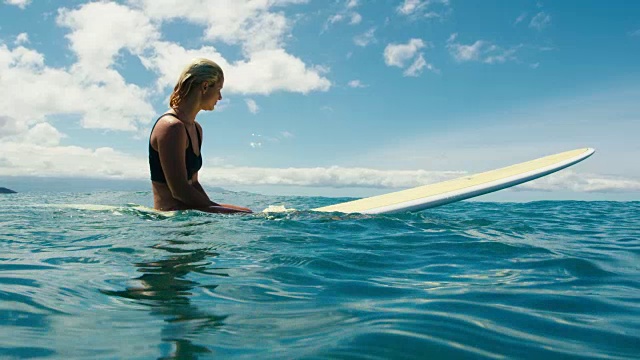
(0, 0, 639, 201)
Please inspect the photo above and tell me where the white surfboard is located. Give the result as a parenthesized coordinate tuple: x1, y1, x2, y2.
(312, 148, 595, 214)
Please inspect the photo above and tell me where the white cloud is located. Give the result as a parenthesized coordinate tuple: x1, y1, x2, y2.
(514, 12, 527, 25)
(350, 12, 362, 25)
(57, 2, 160, 81)
(325, 0, 362, 29)
(129, 0, 307, 53)
(141, 41, 330, 95)
(0, 141, 148, 179)
(630, 29, 640, 37)
(522, 171, 640, 193)
(483, 45, 519, 64)
(384, 38, 425, 67)
(354, 28, 376, 47)
(529, 12, 551, 31)
(0, 115, 25, 138)
(245, 99, 259, 114)
(384, 39, 437, 77)
(403, 53, 437, 77)
(14, 33, 29, 45)
(0, 43, 154, 132)
(281, 131, 294, 138)
(397, 0, 421, 15)
(328, 13, 345, 25)
(447, 34, 518, 64)
(24, 123, 65, 147)
(396, 0, 450, 19)
(348, 80, 366, 88)
(197, 166, 464, 188)
(4, 0, 31, 9)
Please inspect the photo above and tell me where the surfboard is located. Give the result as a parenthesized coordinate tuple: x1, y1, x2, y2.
(311, 148, 595, 214)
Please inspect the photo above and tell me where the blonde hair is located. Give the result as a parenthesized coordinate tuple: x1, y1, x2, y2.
(169, 58, 224, 108)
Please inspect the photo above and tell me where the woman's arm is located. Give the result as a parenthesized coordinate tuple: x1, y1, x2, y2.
(191, 172, 253, 213)
(191, 172, 219, 205)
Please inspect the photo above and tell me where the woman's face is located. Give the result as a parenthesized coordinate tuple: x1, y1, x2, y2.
(202, 79, 223, 111)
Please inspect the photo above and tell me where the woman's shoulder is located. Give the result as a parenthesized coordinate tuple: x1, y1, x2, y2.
(153, 114, 186, 137)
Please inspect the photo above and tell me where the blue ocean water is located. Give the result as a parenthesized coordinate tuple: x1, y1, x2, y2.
(0, 191, 639, 359)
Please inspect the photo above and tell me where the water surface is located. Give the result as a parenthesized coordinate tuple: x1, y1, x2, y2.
(1, 191, 639, 359)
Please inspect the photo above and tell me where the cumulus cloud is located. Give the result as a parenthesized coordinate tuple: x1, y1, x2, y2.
(384, 39, 436, 76)
(245, 99, 259, 114)
(57, 2, 160, 80)
(198, 166, 464, 188)
(129, 0, 307, 53)
(0, 141, 148, 179)
(447, 33, 518, 64)
(529, 12, 551, 31)
(14, 33, 29, 45)
(141, 41, 330, 95)
(348, 80, 366, 88)
(133, 4, 330, 94)
(0, 115, 25, 138)
(384, 38, 425, 66)
(325, 0, 362, 30)
(521, 171, 640, 193)
(406, 55, 426, 76)
(396, 0, 450, 19)
(4, 0, 31, 9)
(23, 123, 65, 147)
(353, 28, 376, 47)
(53, 1, 328, 98)
(0, 43, 154, 132)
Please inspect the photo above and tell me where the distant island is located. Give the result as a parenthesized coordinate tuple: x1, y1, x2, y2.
(0, 187, 17, 194)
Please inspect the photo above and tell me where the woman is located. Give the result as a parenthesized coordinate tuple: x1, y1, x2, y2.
(149, 58, 252, 214)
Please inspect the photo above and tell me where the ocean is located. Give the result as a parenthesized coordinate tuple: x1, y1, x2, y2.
(1, 190, 639, 359)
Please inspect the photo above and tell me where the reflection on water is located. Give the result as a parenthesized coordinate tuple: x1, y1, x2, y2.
(101, 240, 227, 359)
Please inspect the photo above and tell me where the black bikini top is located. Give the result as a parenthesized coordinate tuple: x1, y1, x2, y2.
(148, 113, 202, 183)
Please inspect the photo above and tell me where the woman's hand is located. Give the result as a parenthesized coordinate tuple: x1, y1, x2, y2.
(200, 204, 253, 214)
(219, 204, 253, 213)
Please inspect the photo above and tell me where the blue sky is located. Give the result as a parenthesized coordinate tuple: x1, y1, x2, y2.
(0, 0, 639, 200)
